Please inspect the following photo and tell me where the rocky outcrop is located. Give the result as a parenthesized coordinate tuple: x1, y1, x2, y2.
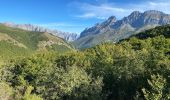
(74, 10, 170, 49)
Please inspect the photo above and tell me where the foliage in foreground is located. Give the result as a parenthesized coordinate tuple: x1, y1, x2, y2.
(0, 25, 170, 100)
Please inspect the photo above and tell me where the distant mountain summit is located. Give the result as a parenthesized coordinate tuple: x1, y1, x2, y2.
(80, 16, 117, 38)
(3, 22, 78, 42)
(74, 10, 170, 49)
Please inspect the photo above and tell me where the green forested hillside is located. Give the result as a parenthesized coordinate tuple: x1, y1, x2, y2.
(0, 24, 73, 60)
(0, 25, 170, 100)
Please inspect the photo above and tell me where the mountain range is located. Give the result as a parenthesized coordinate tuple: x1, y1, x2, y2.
(73, 10, 170, 49)
(2, 10, 170, 50)
(3, 22, 78, 42)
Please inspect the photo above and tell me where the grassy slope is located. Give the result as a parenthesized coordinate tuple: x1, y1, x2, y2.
(0, 24, 73, 60)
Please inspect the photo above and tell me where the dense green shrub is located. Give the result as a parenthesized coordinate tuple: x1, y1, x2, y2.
(0, 25, 170, 100)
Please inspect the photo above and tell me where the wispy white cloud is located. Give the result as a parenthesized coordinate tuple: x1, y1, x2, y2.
(72, 0, 170, 20)
(76, 13, 96, 19)
(73, 3, 132, 19)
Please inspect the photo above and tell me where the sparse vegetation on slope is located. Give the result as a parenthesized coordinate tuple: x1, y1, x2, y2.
(0, 24, 73, 60)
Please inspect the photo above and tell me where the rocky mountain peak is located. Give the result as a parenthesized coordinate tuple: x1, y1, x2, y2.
(129, 11, 141, 17)
(75, 10, 170, 49)
(81, 10, 170, 35)
(102, 16, 117, 26)
(118, 10, 170, 28)
(79, 16, 116, 38)
(108, 16, 116, 22)
(143, 10, 164, 15)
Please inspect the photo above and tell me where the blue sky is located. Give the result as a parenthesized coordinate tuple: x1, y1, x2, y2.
(0, 0, 170, 33)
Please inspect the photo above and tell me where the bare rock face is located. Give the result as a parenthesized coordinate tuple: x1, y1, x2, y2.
(3, 22, 78, 42)
(80, 16, 116, 38)
(75, 10, 170, 49)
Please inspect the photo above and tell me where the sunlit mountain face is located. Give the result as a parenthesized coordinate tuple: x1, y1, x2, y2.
(73, 10, 170, 49)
